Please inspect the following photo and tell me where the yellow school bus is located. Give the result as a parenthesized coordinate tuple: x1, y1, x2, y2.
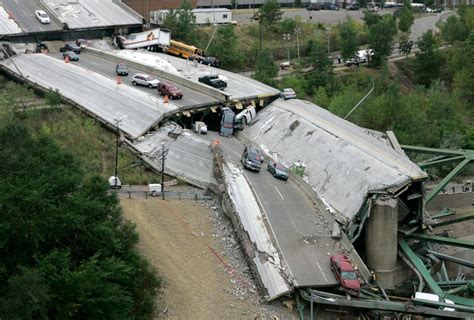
(165, 40, 203, 59)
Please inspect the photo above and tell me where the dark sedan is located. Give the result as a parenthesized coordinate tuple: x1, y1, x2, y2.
(267, 161, 289, 181)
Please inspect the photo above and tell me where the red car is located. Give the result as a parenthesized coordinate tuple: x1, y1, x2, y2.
(157, 82, 183, 99)
(330, 254, 361, 294)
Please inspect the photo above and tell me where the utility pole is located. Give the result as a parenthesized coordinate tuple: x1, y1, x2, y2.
(113, 117, 122, 188)
(158, 142, 169, 200)
(283, 33, 291, 61)
(295, 28, 301, 61)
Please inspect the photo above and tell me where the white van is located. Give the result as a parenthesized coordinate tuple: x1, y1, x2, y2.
(414, 292, 455, 311)
(148, 183, 162, 196)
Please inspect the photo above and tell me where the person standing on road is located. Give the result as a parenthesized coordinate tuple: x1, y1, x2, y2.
(337, 54, 341, 64)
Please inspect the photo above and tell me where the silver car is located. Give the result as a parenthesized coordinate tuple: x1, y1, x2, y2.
(280, 88, 297, 100)
(131, 74, 160, 88)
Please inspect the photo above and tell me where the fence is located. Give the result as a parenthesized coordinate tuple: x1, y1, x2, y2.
(114, 189, 212, 201)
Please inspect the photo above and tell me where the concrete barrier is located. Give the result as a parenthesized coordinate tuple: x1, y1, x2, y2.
(84, 47, 228, 102)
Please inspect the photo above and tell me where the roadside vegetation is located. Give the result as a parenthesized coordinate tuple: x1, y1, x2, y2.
(0, 117, 160, 318)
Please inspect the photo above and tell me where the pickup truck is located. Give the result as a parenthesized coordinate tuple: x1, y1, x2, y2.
(198, 75, 227, 90)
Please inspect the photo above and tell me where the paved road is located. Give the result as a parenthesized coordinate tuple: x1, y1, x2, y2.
(0, 0, 62, 33)
(232, 7, 396, 25)
(1, 53, 176, 138)
(208, 131, 339, 287)
(49, 51, 220, 108)
(410, 11, 453, 42)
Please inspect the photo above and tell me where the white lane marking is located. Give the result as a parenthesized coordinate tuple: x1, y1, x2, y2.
(317, 262, 329, 282)
(274, 185, 284, 200)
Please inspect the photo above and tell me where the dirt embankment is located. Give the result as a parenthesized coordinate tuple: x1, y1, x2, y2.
(121, 198, 287, 319)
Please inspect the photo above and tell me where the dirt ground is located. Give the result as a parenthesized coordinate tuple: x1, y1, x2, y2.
(121, 198, 298, 319)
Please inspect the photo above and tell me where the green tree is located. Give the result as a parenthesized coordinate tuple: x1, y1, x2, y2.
(362, 11, 382, 28)
(207, 25, 244, 69)
(398, 4, 414, 33)
(440, 15, 468, 44)
(339, 20, 359, 61)
(279, 17, 297, 34)
(254, 48, 278, 85)
(367, 15, 397, 66)
(163, 0, 196, 43)
(0, 122, 160, 319)
(258, 0, 283, 28)
(45, 88, 62, 107)
(398, 34, 414, 57)
(414, 30, 442, 87)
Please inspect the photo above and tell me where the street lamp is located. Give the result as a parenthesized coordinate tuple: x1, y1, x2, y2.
(158, 142, 169, 200)
(295, 28, 301, 61)
(113, 117, 122, 188)
(283, 33, 291, 61)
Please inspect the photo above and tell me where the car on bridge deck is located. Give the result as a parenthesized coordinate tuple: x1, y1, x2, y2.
(35, 10, 50, 24)
(60, 44, 82, 54)
(267, 161, 289, 181)
(280, 88, 297, 100)
(198, 74, 227, 90)
(157, 82, 183, 99)
(115, 63, 129, 76)
(62, 51, 79, 61)
(330, 254, 361, 295)
(131, 74, 160, 88)
(241, 146, 263, 172)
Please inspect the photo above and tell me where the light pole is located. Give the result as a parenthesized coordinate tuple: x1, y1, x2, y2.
(113, 117, 122, 188)
(295, 28, 301, 61)
(283, 33, 291, 61)
(158, 142, 169, 200)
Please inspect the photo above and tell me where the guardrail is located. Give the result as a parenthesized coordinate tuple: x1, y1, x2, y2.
(84, 47, 228, 102)
(114, 189, 212, 201)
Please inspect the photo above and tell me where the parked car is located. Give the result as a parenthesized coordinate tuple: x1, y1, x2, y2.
(280, 88, 297, 100)
(220, 107, 235, 137)
(192, 121, 208, 134)
(329, 254, 361, 294)
(234, 105, 257, 131)
(241, 146, 263, 172)
(367, 4, 379, 12)
(59, 43, 82, 54)
(200, 56, 220, 68)
(267, 161, 289, 181)
(35, 10, 50, 24)
(115, 63, 129, 76)
(306, 3, 321, 10)
(62, 51, 79, 61)
(131, 73, 160, 88)
(347, 3, 360, 10)
(424, 6, 436, 13)
(157, 81, 183, 99)
(198, 74, 227, 90)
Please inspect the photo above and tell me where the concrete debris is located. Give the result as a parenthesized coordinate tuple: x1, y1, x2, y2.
(332, 222, 342, 239)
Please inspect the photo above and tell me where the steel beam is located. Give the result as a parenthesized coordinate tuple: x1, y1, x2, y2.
(432, 211, 474, 227)
(407, 233, 474, 249)
(401, 145, 465, 156)
(418, 155, 466, 169)
(299, 289, 474, 318)
(426, 250, 474, 268)
(425, 158, 471, 204)
(398, 238, 444, 296)
(431, 208, 454, 219)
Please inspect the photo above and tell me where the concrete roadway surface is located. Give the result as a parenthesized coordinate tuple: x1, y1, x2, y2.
(0, 0, 62, 33)
(203, 131, 340, 287)
(49, 51, 220, 108)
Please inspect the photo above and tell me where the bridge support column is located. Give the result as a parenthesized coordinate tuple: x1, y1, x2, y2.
(365, 197, 398, 288)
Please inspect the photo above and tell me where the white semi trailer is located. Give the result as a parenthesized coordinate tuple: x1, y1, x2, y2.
(116, 28, 171, 50)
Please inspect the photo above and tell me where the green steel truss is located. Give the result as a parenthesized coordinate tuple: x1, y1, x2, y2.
(401, 145, 473, 205)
